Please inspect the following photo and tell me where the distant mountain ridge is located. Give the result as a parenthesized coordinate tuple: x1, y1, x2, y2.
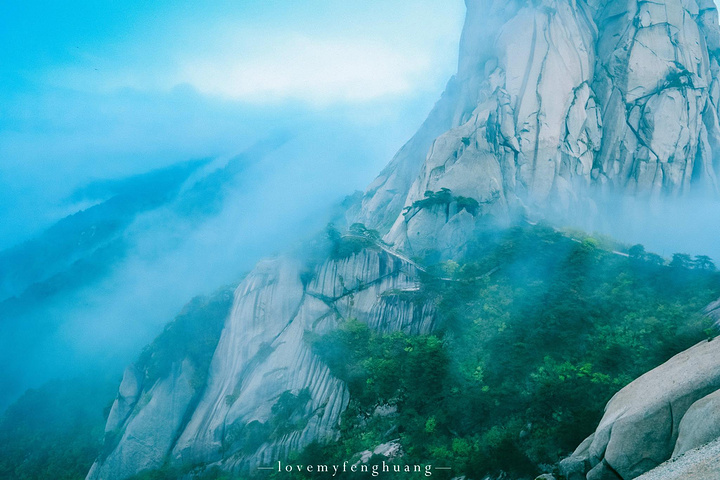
(0, 139, 284, 411)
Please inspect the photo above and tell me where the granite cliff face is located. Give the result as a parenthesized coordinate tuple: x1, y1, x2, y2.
(88, 1, 720, 478)
(372, 0, 720, 254)
(88, 249, 435, 479)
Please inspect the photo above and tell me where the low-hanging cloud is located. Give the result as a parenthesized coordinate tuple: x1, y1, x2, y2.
(39, 1, 464, 106)
(176, 35, 431, 104)
(0, 0, 465, 247)
(0, 0, 468, 409)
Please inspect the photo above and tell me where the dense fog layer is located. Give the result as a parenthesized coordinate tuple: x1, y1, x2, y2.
(0, 0, 465, 409)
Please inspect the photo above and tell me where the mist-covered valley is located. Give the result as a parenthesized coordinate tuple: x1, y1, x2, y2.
(0, 0, 468, 409)
(0, 114, 434, 409)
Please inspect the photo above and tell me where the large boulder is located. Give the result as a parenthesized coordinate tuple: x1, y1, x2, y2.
(562, 338, 720, 479)
(673, 389, 720, 457)
(559, 434, 594, 480)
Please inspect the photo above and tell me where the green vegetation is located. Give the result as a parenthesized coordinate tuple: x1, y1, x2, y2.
(3, 225, 718, 480)
(0, 287, 235, 480)
(222, 389, 312, 455)
(126, 465, 235, 480)
(0, 375, 118, 480)
(128, 388, 313, 480)
(326, 223, 383, 260)
(99, 287, 235, 461)
(664, 68, 694, 90)
(403, 188, 480, 217)
(137, 286, 234, 388)
(280, 225, 719, 479)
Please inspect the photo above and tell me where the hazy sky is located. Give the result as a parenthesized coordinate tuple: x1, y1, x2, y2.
(0, 0, 466, 248)
(0, 0, 468, 407)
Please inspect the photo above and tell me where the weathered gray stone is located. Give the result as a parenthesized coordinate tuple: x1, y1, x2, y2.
(562, 338, 720, 480)
(367, 0, 720, 254)
(586, 460, 621, 480)
(87, 361, 197, 480)
(356, 439, 403, 465)
(88, 249, 435, 479)
(559, 433, 594, 480)
(673, 389, 720, 457)
(103, 365, 142, 435)
(358, 79, 461, 231)
(704, 297, 720, 323)
(636, 437, 720, 480)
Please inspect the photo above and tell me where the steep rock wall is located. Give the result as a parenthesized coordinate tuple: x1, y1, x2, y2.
(372, 0, 720, 255)
(87, 249, 435, 479)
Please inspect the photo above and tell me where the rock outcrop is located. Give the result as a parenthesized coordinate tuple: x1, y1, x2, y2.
(370, 0, 720, 254)
(560, 338, 720, 480)
(357, 78, 462, 231)
(88, 362, 198, 480)
(673, 389, 720, 457)
(87, 249, 435, 479)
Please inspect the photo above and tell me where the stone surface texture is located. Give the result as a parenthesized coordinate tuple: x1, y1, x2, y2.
(560, 338, 720, 479)
(363, 0, 720, 254)
(87, 250, 434, 479)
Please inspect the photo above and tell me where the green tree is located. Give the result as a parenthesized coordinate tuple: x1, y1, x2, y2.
(694, 255, 716, 271)
(670, 253, 693, 269)
(628, 244, 646, 259)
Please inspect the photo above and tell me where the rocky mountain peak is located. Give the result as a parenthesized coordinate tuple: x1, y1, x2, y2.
(359, 0, 720, 254)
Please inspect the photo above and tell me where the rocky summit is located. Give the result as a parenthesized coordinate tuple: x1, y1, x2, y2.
(87, 1, 720, 479)
(362, 0, 720, 255)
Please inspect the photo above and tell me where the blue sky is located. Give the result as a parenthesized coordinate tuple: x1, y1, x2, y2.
(0, 0, 465, 248)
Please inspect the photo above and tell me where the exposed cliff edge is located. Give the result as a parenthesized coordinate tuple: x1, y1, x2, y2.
(367, 0, 720, 255)
(88, 1, 720, 479)
(88, 244, 436, 479)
